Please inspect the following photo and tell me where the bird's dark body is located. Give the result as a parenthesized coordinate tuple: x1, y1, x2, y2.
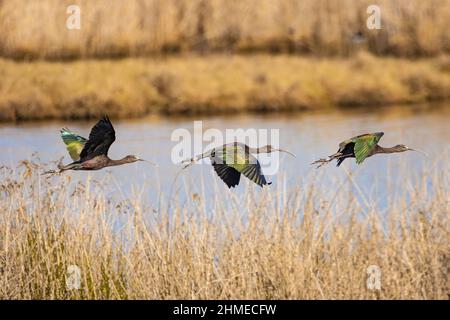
(210, 142, 269, 188)
(331, 132, 385, 166)
(48, 116, 145, 174)
(335, 142, 356, 166)
(209, 148, 241, 188)
(62, 155, 111, 171)
(185, 142, 281, 189)
(312, 131, 415, 168)
(335, 143, 384, 166)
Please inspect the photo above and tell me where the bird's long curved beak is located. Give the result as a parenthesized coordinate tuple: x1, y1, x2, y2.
(139, 159, 158, 167)
(275, 148, 296, 157)
(408, 148, 428, 157)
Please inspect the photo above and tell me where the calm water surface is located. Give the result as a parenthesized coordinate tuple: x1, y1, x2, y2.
(0, 105, 449, 212)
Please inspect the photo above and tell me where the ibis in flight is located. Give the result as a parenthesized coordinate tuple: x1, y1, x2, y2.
(311, 132, 426, 168)
(182, 142, 295, 188)
(45, 117, 154, 174)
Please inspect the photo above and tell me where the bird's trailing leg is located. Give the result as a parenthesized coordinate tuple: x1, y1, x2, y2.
(181, 157, 196, 169)
(181, 151, 211, 169)
(311, 152, 344, 168)
(41, 157, 64, 175)
(41, 169, 61, 175)
(311, 158, 330, 169)
(41, 162, 81, 175)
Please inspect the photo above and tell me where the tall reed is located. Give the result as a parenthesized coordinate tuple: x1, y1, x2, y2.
(0, 158, 448, 299)
(0, 0, 449, 60)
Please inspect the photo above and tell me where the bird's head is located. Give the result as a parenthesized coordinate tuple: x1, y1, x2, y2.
(257, 145, 274, 153)
(257, 145, 296, 157)
(124, 155, 141, 162)
(394, 144, 410, 152)
(395, 145, 428, 156)
(124, 155, 158, 166)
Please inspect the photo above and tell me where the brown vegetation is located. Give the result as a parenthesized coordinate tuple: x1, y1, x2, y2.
(1, 53, 450, 121)
(1, 1, 450, 122)
(0, 159, 448, 299)
(0, 0, 449, 60)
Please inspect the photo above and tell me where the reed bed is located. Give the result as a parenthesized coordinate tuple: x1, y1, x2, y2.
(1, 53, 450, 122)
(1, 0, 450, 122)
(0, 158, 448, 299)
(1, 0, 449, 60)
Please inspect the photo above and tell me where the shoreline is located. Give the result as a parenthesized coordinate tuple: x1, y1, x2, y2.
(1, 101, 448, 127)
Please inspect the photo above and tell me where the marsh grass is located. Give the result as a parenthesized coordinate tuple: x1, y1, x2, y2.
(2, 53, 450, 121)
(0, 158, 448, 299)
(2, 1, 450, 122)
(1, 0, 449, 59)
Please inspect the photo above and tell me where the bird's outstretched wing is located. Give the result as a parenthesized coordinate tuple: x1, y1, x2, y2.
(213, 163, 241, 188)
(79, 117, 116, 161)
(214, 144, 269, 187)
(60, 128, 87, 161)
(239, 160, 269, 187)
(352, 132, 384, 164)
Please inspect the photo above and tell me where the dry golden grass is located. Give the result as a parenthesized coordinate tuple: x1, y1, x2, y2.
(1, 53, 450, 121)
(2, 0, 450, 122)
(1, 0, 449, 59)
(0, 158, 448, 299)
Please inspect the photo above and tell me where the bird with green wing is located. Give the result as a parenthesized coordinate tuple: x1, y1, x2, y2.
(182, 142, 295, 188)
(311, 132, 427, 168)
(44, 116, 155, 174)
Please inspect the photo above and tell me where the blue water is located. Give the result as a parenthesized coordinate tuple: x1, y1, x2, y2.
(0, 105, 448, 215)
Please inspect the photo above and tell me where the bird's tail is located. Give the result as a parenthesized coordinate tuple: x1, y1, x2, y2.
(41, 170, 58, 175)
(311, 158, 331, 169)
(42, 161, 80, 175)
(41, 157, 65, 175)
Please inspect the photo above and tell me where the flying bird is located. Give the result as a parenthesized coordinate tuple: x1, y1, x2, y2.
(182, 142, 295, 188)
(44, 117, 154, 174)
(312, 132, 426, 168)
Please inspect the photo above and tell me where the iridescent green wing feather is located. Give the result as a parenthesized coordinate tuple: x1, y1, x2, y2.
(221, 145, 248, 172)
(352, 132, 384, 164)
(60, 128, 87, 161)
(221, 144, 268, 187)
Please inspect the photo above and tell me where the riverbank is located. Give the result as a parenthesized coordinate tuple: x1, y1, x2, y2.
(1, 53, 450, 122)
